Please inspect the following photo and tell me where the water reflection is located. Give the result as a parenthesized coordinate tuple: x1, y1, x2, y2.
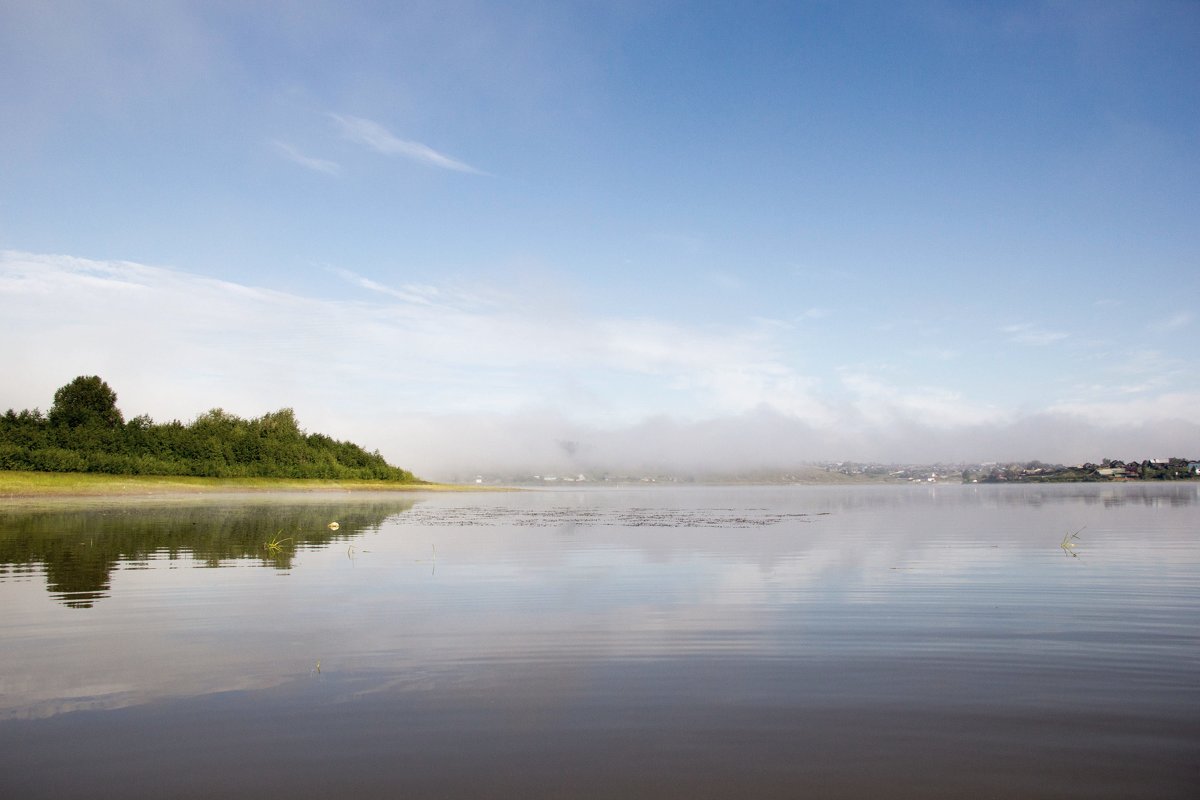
(0, 497, 416, 607)
(0, 484, 1197, 799)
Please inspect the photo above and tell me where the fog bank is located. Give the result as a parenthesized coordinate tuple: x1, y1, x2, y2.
(376, 407, 1200, 481)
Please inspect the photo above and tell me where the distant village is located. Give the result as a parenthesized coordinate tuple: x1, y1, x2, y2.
(461, 457, 1200, 486)
(825, 457, 1200, 484)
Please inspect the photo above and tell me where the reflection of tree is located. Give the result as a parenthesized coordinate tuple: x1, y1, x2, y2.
(0, 500, 416, 608)
(42, 543, 114, 608)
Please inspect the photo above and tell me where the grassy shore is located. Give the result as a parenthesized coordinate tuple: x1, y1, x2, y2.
(0, 470, 486, 498)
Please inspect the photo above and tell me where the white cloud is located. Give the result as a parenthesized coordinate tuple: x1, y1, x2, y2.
(1046, 392, 1200, 427)
(329, 113, 485, 174)
(271, 140, 341, 175)
(1066, 348, 1189, 399)
(839, 372, 1006, 429)
(3, 251, 1197, 479)
(1001, 322, 1069, 345)
(0, 250, 827, 452)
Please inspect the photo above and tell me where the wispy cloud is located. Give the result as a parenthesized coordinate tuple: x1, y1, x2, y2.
(1001, 322, 1069, 346)
(332, 268, 441, 306)
(271, 140, 341, 176)
(329, 114, 485, 174)
(1149, 311, 1194, 332)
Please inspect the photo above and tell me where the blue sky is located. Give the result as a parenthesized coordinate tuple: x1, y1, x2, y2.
(2, 1, 1198, 477)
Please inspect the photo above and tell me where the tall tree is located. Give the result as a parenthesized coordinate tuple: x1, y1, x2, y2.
(48, 376, 124, 428)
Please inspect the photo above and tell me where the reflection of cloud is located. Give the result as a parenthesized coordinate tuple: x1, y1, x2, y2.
(330, 113, 485, 174)
(5, 485, 1194, 720)
(0, 553, 300, 720)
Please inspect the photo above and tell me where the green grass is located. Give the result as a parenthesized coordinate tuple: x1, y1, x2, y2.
(264, 531, 293, 554)
(0, 470, 492, 498)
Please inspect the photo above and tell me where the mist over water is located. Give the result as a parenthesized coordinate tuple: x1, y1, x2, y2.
(388, 407, 1200, 480)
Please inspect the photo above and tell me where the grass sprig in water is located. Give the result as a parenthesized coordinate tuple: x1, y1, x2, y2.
(264, 531, 293, 554)
(1060, 526, 1084, 558)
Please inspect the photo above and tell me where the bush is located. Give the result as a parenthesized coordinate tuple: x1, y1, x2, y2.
(29, 447, 88, 473)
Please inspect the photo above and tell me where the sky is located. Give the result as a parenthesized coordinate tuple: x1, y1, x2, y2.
(1, 1, 1198, 478)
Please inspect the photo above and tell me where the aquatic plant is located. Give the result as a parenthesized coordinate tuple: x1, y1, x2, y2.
(264, 531, 292, 554)
(415, 544, 436, 574)
(1060, 526, 1084, 557)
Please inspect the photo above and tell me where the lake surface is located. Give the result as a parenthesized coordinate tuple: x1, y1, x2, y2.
(1, 483, 1197, 798)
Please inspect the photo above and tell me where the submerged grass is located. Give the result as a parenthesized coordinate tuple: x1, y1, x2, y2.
(0, 470, 505, 498)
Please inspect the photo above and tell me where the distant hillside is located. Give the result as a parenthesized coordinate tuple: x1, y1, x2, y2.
(0, 376, 417, 481)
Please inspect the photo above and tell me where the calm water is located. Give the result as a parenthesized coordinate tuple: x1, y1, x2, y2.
(1, 484, 1197, 798)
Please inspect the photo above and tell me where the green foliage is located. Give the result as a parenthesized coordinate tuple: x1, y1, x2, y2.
(48, 375, 124, 428)
(1, 376, 418, 482)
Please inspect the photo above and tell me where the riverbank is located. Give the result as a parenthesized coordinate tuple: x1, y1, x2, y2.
(0, 471, 493, 498)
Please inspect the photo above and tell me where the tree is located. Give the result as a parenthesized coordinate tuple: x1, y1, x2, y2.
(4, 379, 418, 480)
(48, 376, 124, 428)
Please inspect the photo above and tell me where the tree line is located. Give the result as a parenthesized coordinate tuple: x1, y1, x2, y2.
(0, 376, 417, 481)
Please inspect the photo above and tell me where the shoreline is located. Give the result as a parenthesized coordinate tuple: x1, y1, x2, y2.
(0, 471, 502, 499)
(4, 470, 1192, 501)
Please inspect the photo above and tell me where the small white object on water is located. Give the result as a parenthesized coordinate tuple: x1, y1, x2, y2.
(328, 521, 340, 530)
